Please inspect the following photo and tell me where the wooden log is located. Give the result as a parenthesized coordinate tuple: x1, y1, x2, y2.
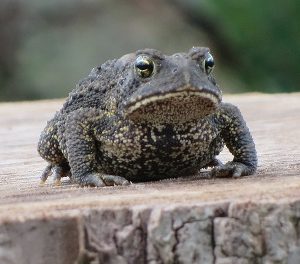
(0, 93, 299, 264)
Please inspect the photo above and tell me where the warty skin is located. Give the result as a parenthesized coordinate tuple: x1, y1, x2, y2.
(38, 47, 257, 187)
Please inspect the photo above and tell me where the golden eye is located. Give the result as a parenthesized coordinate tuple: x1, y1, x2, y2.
(135, 56, 154, 78)
(202, 52, 215, 74)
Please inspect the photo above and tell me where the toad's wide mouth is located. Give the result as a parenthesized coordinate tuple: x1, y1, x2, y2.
(125, 89, 221, 123)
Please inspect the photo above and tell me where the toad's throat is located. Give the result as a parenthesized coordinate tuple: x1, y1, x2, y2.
(125, 89, 220, 123)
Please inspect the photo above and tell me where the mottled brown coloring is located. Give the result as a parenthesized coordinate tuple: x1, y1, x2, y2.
(38, 47, 257, 187)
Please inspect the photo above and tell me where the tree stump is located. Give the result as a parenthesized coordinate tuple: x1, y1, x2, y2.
(0, 93, 299, 264)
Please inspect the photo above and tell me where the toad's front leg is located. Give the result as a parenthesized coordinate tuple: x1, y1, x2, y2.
(212, 103, 257, 178)
(65, 109, 130, 187)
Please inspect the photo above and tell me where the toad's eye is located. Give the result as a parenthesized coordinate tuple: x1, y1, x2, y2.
(135, 56, 154, 78)
(202, 52, 215, 74)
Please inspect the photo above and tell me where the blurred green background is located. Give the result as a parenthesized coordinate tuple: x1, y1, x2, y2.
(1, 0, 299, 101)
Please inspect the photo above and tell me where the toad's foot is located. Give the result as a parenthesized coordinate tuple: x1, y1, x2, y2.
(40, 164, 53, 185)
(101, 175, 130, 186)
(40, 164, 70, 186)
(211, 161, 255, 178)
(78, 173, 130, 187)
(52, 165, 71, 186)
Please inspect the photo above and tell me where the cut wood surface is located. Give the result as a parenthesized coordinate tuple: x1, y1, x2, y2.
(0, 93, 300, 264)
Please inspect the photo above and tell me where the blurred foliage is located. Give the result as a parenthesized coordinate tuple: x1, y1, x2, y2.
(173, 0, 300, 92)
(0, 0, 299, 101)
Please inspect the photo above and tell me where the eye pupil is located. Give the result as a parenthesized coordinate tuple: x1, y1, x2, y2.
(135, 56, 154, 78)
(203, 53, 215, 74)
(136, 61, 152, 70)
(205, 58, 214, 68)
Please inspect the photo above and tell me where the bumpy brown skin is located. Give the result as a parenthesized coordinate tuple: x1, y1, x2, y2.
(38, 47, 257, 187)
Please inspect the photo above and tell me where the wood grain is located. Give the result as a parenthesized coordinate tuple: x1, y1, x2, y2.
(0, 94, 299, 263)
(0, 94, 299, 215)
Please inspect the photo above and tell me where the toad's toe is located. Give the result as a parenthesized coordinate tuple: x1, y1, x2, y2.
(101, 175, 130, 186)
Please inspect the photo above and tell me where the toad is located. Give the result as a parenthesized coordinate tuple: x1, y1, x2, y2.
(38, 47, 257, 187)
